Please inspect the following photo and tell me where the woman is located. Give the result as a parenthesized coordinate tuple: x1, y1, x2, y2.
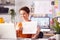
(16, 6, 41, 38)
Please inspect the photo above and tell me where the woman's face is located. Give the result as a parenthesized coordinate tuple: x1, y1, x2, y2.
(19, 10, 29, 21)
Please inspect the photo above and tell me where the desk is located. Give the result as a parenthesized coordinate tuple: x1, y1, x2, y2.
(44, 33, 55, 38)
(17, 38, 48, 40)
(0, 38, 48, 40)
(44, 33, 55, 36)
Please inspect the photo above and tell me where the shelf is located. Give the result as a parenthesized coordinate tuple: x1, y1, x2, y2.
(0, 4, 15, 6)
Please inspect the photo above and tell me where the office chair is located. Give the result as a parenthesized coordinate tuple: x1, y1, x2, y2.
(37, 31, 43, 38)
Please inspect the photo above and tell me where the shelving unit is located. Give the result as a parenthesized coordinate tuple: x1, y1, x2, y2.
(0, 0, 15, 6)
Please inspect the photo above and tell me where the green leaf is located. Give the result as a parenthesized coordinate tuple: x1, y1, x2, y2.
(52, 18, 60, 34)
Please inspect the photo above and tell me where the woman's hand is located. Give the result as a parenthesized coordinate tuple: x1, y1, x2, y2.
(32, 26, 40, 38)
(32, 30, 40, 38)
(36, 26, 40, 34)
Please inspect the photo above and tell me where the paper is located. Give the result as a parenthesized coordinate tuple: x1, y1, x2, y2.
(22, 21, 37, 34)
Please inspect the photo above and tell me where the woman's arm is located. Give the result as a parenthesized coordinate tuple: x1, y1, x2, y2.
(32, 26, 40, 38)
(16, 22, 23, 37)
(32, 32, 40, 38)
(16, 22, 23, 31)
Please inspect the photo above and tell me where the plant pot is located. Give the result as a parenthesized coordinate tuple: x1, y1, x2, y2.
(56, 34, 60, 40)
(11, 16, 15, 23)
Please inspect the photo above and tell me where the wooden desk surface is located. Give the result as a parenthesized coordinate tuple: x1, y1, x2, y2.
(44, 33, 55, 36)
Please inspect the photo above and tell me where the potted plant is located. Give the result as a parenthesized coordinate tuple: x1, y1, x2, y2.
(52, 18, 60, 40)
(9, 9, 16, 22)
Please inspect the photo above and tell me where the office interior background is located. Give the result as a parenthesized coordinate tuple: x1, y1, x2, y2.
(0, 0, 60, 22)
(0, 0, 60, 40)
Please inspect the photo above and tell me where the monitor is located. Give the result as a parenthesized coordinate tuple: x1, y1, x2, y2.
(31, 17, 50, 32)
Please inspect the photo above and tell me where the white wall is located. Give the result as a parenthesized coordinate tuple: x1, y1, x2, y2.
(15, 0, 33, 14)
(15, 0, 53, 13)
(15, 0, 53, 22)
